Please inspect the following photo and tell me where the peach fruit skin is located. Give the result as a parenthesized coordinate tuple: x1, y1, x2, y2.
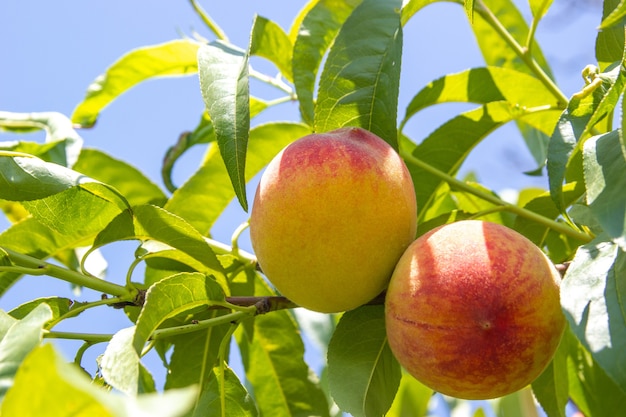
(249, 127, 417, 313)
(385, 220, 565, 400)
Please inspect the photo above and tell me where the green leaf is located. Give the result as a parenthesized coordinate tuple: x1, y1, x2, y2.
(236, 277, 329, 417)
(531, 336, 568, 417)
(596, 0, 626, 69)
(249, 16, 293, 82)
(405, 101, 517, 220)
(8, 297, 74, 322)
(401, 67, 559, 133)
(71, 39, 200, 127)
(513, 183, 584, 246)
(91, 205, 224, 275)
(529, 0, 554, 20)
(599, 1, 626, 30)
(101, 326, 141, 396)
(546, 73, 615, 213)
(328, 305, 401, 417)
(562, 326, 626, 416)
(133, 272, 225, 354)
(0, 303, 52, 402)
(465, 0, 475, 22)
(165, 122, 311, 235)
(73, 149, 167, 207)
(0, 111, 83, 167)
(561, 237, 626, 389)
(292, 0, 362, 125)
(386, 372, 432, 417)
(0, 218, 81, 295)
(473, 0, 552, 76)
(193, 365, 258, 417)
(197, 41, 250, 212)
(164, 310, 232, 391)
(583, 130, 626, 248)
(2, 344, 198, 417)
(314, 0, 403, 148)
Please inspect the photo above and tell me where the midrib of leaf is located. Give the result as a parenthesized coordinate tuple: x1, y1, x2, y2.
(366, 29, 397, 133)
(256, 333, 291, 415)
(362, 336, 390, 415)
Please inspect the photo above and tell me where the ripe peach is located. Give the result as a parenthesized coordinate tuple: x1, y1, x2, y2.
(385, 220, 565, 399)
(249, 127, 417, 313)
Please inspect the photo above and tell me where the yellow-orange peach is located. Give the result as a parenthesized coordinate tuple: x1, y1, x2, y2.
(385, 220, 565, 399)
(250, 127, 417, 313)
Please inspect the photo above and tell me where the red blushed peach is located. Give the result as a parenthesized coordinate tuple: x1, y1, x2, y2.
(385, 220, 565, 400)
(250, 127, 417, 313)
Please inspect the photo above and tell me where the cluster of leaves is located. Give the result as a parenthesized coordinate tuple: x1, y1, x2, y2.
(1, 0, 626, 416)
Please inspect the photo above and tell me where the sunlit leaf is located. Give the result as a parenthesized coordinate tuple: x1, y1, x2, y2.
(72, 39, 200, 127)
(401, 67, 559, 132)
(165, 122, 311, 235)
(0, 111, 83, 166)
(599, 1, 626, 30)
(91, 205, 224, 275)
(562, 326, 626, 416)
(2, 344, 198, 417)
(249, 16, 293, 82)
(73, 149, 167, 207)
(386, 371, 432, 417)
(0, 303, 52, 402)
(529, 0, 554, 20)
(292, 0, 362, 125)
(133, 272, 225, 354)
(8, 297, 74, 322)
(314, 0, 403, 148)
(596, 0, 626, 70)
(404, 101, 517, 221)
(197, 41, 250, 212)
(328, 305, 401, 417)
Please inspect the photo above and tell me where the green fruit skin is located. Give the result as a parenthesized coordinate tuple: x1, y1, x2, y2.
(250, 127, 417, 313)
(385, 220, 566, 400)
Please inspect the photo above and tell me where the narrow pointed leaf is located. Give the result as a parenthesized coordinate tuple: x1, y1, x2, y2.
(164, 311, 232, 390)
(165, 122, 311, 235)
(401, 66, 559, 130)
(328, 305, 401, 417)
(133, 272, 225, 354)
(405, 101, 516, 219)
(314, 0, 403, 148)
(8, 297, 74, 321)
(292, 0, 362, 125)
(529, 0, 554, 20)
(73, 149, 167, 207)
(599, 1, 626, 30)
(197, 41, 250, 211)
(193, 365, 258, 417)
(531, 333, 568, 417)
(249, 16, 293, 82)
(91, 204, 224, 275)
(547, 63, 622, 212)
(236, 277, 329, 417)
(596, 0, 625, 69)
(0, 111, 83, 166)
(72, 39, 200, 127)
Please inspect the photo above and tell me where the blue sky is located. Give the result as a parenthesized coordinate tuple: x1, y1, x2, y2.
(0, 0, 604, 413)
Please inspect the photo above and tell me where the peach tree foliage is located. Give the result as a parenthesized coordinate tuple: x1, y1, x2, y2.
(0, 0, 625, 415)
